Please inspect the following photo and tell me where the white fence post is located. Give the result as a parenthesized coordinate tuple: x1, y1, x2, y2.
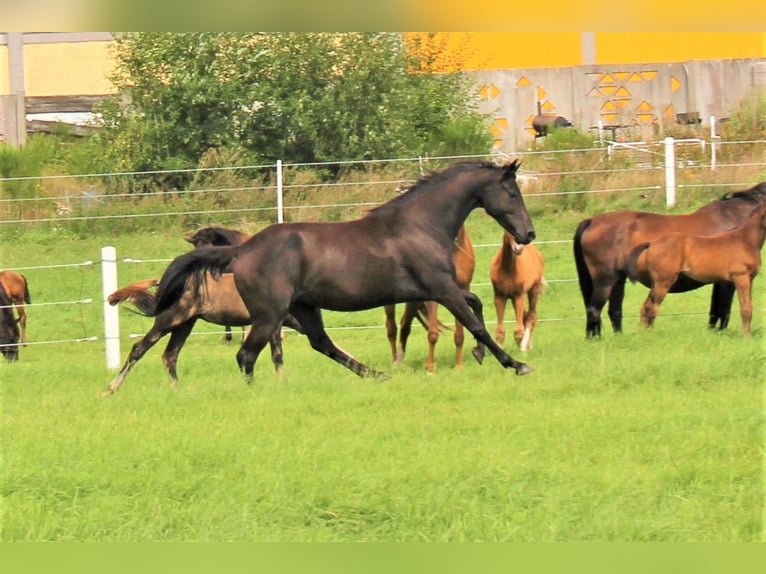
(664, 136, 676, 207)
(276, 159, 284, 223)
(101, 246, 121, 369)
(710, 115, 719, 171)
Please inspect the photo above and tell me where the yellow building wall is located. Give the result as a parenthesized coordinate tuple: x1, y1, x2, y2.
(23, 41, 116, 96)
(404, 32, 766, 71)
(594, 32, 766, 65)
(0, 45, 8, 93)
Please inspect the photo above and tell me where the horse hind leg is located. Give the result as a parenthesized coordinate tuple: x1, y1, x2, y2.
(161, 319, 197, 386)
(101, 326, 168, 396)
(606, 274, 626, 333)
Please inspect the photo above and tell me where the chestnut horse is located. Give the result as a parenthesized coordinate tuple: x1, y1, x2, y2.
(574, 182, 766, 338)
(489, 231, 545, 352)
(103, 275, 303, 395)
(151, 161, 536, 383)
(0, 270, 31, 345)
(627, 202, 766, 336)
(384, 225, 476, 372)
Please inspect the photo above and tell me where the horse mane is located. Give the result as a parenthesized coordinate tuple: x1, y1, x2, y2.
(719, 182, 766, 203)
(369, 160, 520, 214)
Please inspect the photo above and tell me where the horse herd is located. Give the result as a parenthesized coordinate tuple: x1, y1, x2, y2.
(1, 161, 764, 397)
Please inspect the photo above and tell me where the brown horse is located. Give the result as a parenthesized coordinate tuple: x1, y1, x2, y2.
(573, 182, 766, 338)
(103, 274, 303, 395)
(0, 282, 20, 361)
(384, 225, 476, 372)
(489, 231, 545, 352)
(0, 270, 31, 345)
(627, 202, 766, 336)
(152, 161, 536, 383)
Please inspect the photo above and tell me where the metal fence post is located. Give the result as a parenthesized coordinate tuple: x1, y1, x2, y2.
(101, 245, 120, 369)
(664, 136, 676, 207)
(276, 159, 284, 223)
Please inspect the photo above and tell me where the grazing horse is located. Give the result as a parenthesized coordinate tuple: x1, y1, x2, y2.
(627, 202, 766, 336)
(384, 225, 476, 372)
(102, 275, 303, 395)
(151, 160, 536, 384)
(0, 270, 31, 345)
(0, 282, 20, 362)
(489, 231, 545, 352)
(574, 182, 766, 338)
(185, 226, 252, 342)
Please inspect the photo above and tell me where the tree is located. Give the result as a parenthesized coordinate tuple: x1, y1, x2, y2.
(93, 33, 491, 187)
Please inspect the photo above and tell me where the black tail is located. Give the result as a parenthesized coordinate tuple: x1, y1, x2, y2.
(573, 219, 593, 307)
(21, 274, 31, 304)
(626, 242, 650, 283)
(155, 246, 239, 315)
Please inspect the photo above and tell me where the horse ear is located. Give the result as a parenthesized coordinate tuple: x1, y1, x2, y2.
(502, 159, 521, 180)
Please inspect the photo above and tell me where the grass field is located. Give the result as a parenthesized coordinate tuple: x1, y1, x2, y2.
(1, 197, 764, 541)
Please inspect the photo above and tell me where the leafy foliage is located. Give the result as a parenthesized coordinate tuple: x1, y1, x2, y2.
(90, 33, 491, 187)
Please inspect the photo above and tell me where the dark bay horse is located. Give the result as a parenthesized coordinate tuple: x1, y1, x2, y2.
(0, 270, 31, 345)
(627, 202, 766, 336)
(489, 231, 546, 352)
(102, 275, 303, 395)
(573, 182, 766, 337)
(384, 225, 477, 372)
(153, 160, 536, 382)
(0, 282, 20, 362)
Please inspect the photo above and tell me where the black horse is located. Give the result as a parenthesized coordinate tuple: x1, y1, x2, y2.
(151, 160, 536, 383)
(573, 182, 766, 338)
(0, 282, 20, 362)
(185, 226, 250, 249)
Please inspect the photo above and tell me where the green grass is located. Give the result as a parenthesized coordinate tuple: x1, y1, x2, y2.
(1, 205, 764, 541)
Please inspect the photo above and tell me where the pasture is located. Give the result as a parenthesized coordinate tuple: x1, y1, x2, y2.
(1, 198, 763, 541)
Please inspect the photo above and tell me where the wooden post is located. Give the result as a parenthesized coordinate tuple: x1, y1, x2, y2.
(5, 32, 26, 147)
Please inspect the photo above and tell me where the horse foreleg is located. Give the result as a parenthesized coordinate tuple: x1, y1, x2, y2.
(607, 274, 626, 333)
(493, 293, 507, 346)
(454, 319, 466, 370)
(236, 322, 275, 383)
(290, 303, 389, 380)
(383, 304, 398, 363)
(520, 287, 541, 353)
(16, 305, 27, 346)
(732, 275, 753, 336)
(161, 319, 196, 386)
(442, 289, 531, 375)
(710, 282, 735, 330)
(640, 282, 670, 328)
(512, 293, 526, 347)
(464, 292, 487, 365)
(425, 301, 439, 373)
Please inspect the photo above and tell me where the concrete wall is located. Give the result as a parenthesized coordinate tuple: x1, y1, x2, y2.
(474, 58, 766, 152)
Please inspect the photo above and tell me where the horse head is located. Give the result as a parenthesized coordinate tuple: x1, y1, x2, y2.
(480, 160, 536, 246)
(0, 296, 20, 361)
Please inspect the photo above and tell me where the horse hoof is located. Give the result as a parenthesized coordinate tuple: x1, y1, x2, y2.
(376, 371, 391, 381)
(515, 363, 534, 376)
(471, 347, 485, 364)
(98, 389, 115, 398)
